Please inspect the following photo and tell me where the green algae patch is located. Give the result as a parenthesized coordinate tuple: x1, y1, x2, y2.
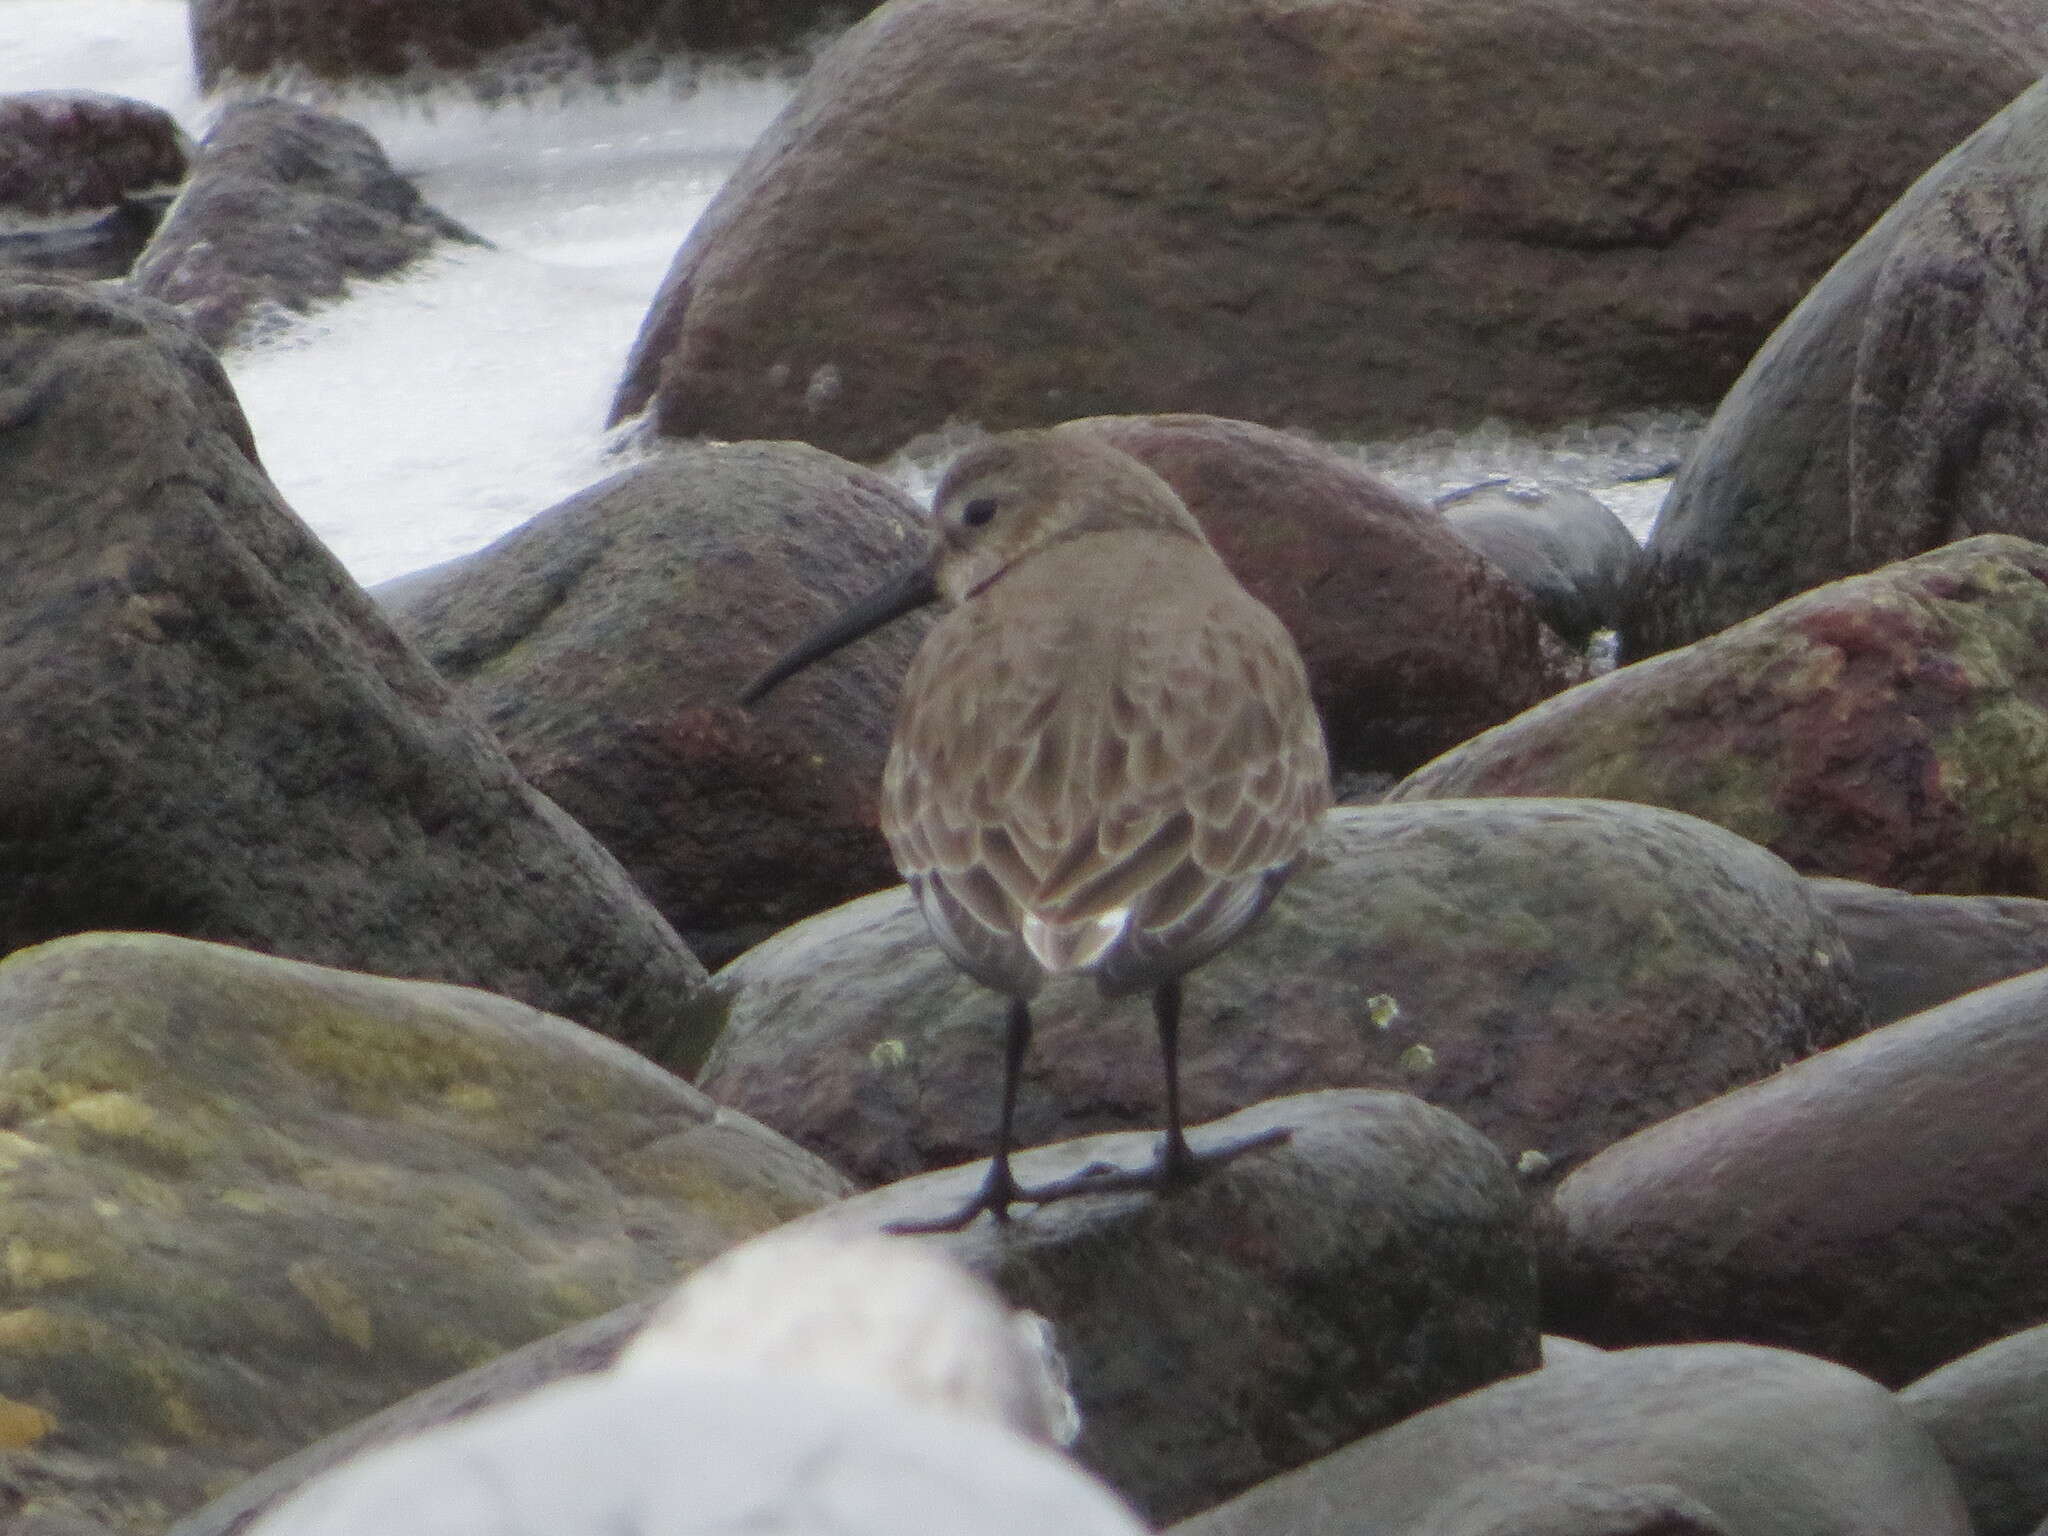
(0, 931, 852, 1534)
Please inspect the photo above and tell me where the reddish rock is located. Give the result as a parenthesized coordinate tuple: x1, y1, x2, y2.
(1394, 536, 2048, 897)
(1629, 75, 2048, 658)
(1548, 966, 2048, 1387)
(610, 0, 2047, 461)
(1067, 416, 1587, 776)
(130, 99, 481, 350)
(378, 441, 932, 970)
(0, 92, 188, 279)
(700, 800, 1862, 1188)
(189, 0, 865, 99)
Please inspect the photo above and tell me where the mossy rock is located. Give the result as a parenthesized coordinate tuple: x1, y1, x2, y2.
(0, 932, 850, 1534)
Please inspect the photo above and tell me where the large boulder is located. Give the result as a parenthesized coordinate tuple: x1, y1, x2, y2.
(190, 0, 859, 100)
(0, 92, 188, 280)
(1628, 74, 2048, 658)
(1173, 1343, 1970, 1536)
(1395, 536, 2048, 897)
(377, 441, 931, 969)
(609, 0, 2048, 461)
(0, 280, 717, 1070)
(130, 99, 481, 350)
(0, 931, 850, 1536)
(700, 800, 1863, 1187)
(174, 1091, 1541, 1533)
(1549, 965, 2048, 1387)
(1065, 416, 1588, 776)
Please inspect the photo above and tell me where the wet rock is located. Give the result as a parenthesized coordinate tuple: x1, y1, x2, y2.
(0, 91, 188, 279)
(190, 0, 855, 100)
(1067, 415, 1588, 776)
(806, 1091, 1539, 1524)
(609, 0, 2047, 461)
(1549, 966, 2048, 1386)
(130, 99, 482, 350)
(1395, 536, 2048, 897)
(1809, 878, 2048, 1026)
(178, 1091, 1537, 1532)
(700, 799, 1862, 1188)
(1437, 480, 1644, 650)
(1174, 1342, 1969, 1536)
(1900, 1323, 2048, 1536)
(1628, 74, 2048, 658)
(378, 441, 930, 970)
(0, 931, 850, 1536)
(0, 279, 716, 1069)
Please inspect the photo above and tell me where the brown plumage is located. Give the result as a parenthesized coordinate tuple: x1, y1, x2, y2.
(742, 426, 1332, 1229)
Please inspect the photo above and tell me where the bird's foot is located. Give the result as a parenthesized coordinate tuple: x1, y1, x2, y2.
(1016, 1125, 1293, 1206)
(884, 1158, 1026, 1234)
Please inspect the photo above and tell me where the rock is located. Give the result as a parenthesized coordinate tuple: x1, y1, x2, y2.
(608, 0, 2048, 461)
(1548, 965, 2048, 1386)
(377, 441, 931, 969)
(130, 99, 482, 350)
(700, 799, 1863, 1188)
(0, 92, 188, 279)
(1628, 74, 2048, 658)
(0, 280, 717, 1069)
(178, 1092, 1539, 1532)
(1900, 1323, 2048, 1536)
(244, 1230, 1147, 1536)
(1394, 536, 2048, 897)
(1809, 878, 2048, 1025)
(1066, 416, 1589, 775)
(190, 0, 856, 100)
(1437, 480, 1644, 650)
(1172, 1342, 1969, 1536)
(778, 1090, 1542, 1525)
(0, 931, 851, 1536)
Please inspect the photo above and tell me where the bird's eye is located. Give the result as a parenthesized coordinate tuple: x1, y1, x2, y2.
(961, 496, 998, 527)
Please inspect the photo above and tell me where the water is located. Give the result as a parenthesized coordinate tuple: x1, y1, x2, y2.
(5, 0, 1687, 582)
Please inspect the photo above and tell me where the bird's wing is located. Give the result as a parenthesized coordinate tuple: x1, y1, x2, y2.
(883, 563, 1330, 992)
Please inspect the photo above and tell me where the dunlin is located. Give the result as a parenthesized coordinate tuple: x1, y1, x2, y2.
(743, 426, 1332, 1229)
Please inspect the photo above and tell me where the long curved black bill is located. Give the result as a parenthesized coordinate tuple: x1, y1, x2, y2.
(739, 562, 940, 706)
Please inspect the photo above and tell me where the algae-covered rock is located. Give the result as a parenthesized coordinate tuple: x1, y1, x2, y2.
(0, 280, 714, 1069)
(701, 800, 1862, 1187)
(0, 932, 850, 1535)
(1395, 536, 2048, 896)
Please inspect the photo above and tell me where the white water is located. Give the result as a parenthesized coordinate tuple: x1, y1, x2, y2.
(4, 0, 1685, 584)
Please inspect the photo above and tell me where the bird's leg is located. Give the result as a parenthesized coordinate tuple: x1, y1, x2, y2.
(1017, 978, 1291, 1206)
(887, 995, 1034, 1234)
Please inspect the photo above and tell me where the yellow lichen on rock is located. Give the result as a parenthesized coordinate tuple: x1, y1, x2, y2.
(0, 1393, 54, 1447)
(287, 1259, 375, 1351)
(5, 1239, 94, 1288)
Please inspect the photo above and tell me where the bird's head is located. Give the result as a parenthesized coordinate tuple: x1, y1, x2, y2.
(740, 426, 1207, 706)
(927, 427, 1207, 603)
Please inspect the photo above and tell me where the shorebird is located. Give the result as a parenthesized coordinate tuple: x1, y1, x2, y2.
(742, 426, 1332, 1230)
